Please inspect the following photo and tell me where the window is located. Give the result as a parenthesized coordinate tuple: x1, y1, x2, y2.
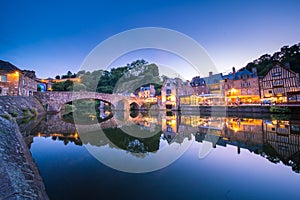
(272, 72, 281, 77)
(273, 80, 283, 86)
(166, 83, 170, 86)
(269, 90, 272, 94)
(166, 89, 171, 95)
(166, 104, 172, 109)
(0, 75, 7, 82)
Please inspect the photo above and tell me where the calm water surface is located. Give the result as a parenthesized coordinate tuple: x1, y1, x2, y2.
(20, 111, 300, 200)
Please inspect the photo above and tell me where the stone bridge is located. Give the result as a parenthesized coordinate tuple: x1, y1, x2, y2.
(33, 91, 143, 113)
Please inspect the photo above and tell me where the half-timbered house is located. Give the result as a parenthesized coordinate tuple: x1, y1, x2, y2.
(259, 63, 300, 103)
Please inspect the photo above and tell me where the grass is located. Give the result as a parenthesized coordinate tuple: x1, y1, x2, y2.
(0, 113, 12, 120)
(9, 111, 18, 117)
(270, 106, 291, 113)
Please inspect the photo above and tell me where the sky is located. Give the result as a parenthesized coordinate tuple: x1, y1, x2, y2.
(1, 0, 300, 79)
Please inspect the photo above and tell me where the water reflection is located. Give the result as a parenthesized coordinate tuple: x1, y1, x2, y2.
(19, 111, 300, 173)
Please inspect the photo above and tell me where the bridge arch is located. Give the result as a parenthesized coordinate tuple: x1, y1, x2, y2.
(34, 91, 143, 113)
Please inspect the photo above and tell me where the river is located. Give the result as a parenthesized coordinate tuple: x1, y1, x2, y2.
(18, 110, 300, 200)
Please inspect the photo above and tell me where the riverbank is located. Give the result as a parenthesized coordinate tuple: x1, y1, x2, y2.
(0, 117, 49, 199)
(179, 105, 300, 114)
(0, 96, 45, 119)
(0, 96, 48, 200)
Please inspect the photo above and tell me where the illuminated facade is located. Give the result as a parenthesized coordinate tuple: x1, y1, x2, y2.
(161, 78, 194, 110)
(221, 67, 260, 104)
(138, 84, 156, 99)
(0, 60, 37, 96)
(260, 63, 300, 103)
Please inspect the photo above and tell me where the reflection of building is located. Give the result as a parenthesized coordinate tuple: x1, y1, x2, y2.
(224, 118, 263, 145)
(263, 120, 300, 158)
(162, 112, 178, 143)
(259, 63, 300, 103)
(161, 78, 194, 110)
(221, 67, 260, 104)
(0, 60, 37, 96)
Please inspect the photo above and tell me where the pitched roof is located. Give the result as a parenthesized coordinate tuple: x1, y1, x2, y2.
(190, 76, 206, 86)
(203, 73, 223, 85)
(0, 60, 21, 72)
(223, 69, 257, 80)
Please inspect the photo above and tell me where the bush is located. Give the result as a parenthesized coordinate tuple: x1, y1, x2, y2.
(22, 108, 31, 117)
(1, 113, 12, 120)
(63, 104, 77, 112)
(29, 108, 37, 116)
(270, 106, 291, 113)
(9, 111, 18, 117)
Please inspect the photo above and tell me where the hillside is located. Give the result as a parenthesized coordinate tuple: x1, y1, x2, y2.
(241, 43, 300, 76)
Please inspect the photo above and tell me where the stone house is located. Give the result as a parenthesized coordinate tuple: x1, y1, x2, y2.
(138, 84, 156, 99)
(190, 76, 208, 95)
(161, 78, 194, 110)
(221, 67, 260, 104)
(0, 60, 37, 96)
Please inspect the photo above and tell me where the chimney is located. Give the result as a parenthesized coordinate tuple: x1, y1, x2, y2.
(284, 62, 290, 69)
(209, 72, 213, 77)
(232, 67, 236, 74)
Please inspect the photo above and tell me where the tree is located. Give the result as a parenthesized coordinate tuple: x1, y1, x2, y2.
(242, 43, 300, 76)
(52, 80, 74, 91)
(67, 71, 72, 77)
(55, 75, 60, 79)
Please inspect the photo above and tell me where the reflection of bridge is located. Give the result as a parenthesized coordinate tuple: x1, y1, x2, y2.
(24, 111, 300, 173)
(33, 91, 143, 112)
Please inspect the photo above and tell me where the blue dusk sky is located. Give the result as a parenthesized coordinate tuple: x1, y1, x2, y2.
(1, 0, 300, 79)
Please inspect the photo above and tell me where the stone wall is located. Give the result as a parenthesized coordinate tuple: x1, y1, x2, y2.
(0, 96, 45, 119)
(0, 117, 49, 200)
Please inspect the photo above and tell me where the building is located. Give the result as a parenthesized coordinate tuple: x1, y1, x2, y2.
(0, 60, 37, 96)
(259, 63, 300, 103)
(221, 67, 260, 104)
(161, 78, 194, 110)
(19, 70, 38, 96)
(190, 76, 208, 95)
(201, 72, 224, 105)
(138, 84, 155, 99)
(263, 119, 300, 170)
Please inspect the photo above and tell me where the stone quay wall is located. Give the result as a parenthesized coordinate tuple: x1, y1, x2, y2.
(0, 96, 48, 199)
(0, 117, 49, 200)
